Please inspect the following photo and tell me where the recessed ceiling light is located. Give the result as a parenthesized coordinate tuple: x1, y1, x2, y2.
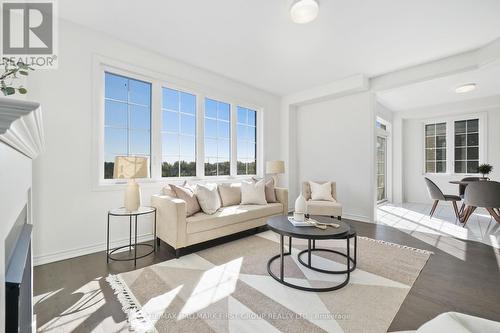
(455, 83, 477, 94)
(290, 0, 319, 24)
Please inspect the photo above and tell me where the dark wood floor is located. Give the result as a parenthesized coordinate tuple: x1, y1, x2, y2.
(34, 220, 500, 332)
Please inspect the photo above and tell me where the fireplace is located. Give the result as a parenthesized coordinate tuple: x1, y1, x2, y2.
(1, 98, 43, 332)
(5, 205, 33, 333)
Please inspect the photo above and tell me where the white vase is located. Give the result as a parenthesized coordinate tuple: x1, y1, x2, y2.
(124, 179, 141, 211)
(294, 194, 307, 214)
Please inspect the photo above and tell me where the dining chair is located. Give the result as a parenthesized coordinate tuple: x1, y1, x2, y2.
(462, 181, 500, 226)
(424, 177, 461, 219)
(458, 177, 481, 214)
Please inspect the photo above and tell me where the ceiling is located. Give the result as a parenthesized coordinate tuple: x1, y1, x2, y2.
(58, 0, 500, 96)
(377, 64, 500, 111)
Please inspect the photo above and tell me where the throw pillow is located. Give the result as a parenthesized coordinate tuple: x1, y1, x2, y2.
(195, 183, 222, 214)
(171, 184, 201, 217)
(309, 181, 335, 201)
(162, 184, 177, 197)
(218, 183, 242, 207)
(241, 180, 267, 205)
(252, 177, 277, 203)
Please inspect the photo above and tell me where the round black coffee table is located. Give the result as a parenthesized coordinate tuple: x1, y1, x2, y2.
(266, 215, 357, 292)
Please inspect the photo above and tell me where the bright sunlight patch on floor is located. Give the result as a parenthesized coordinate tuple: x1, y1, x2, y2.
(377, 203, 500, 260)
(179, 257, 243, 320)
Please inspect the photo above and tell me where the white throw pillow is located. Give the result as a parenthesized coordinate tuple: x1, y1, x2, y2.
(309, 181, 336, 201)
(241, 180, 267, 205)
(195, 183, 222, 214)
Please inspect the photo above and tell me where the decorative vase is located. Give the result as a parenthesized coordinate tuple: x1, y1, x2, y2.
(294, 194, 307, 221)
(124, 179, 141, 211)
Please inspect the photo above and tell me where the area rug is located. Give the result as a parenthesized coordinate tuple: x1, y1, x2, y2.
(107, 231, 431, 333)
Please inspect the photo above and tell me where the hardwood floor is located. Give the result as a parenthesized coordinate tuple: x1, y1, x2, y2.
(34, 220, 500, 332)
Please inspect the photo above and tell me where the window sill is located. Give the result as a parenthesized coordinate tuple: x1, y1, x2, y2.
(423, 172, 481, 177)
(92, 175, 260, 192)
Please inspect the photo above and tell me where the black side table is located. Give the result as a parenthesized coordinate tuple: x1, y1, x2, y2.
(107, 206, 156, 267)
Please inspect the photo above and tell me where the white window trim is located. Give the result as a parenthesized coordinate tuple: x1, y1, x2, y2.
(421, 112, 487, 176)
(91, 55, 264, 190)
(376, 116, 392, 203)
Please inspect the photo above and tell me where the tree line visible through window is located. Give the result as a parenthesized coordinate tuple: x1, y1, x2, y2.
(103, 72, 258, 179)
(424, 118, 480, 174)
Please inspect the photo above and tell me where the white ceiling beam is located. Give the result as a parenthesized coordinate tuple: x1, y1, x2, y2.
(283, 74, 369, 106)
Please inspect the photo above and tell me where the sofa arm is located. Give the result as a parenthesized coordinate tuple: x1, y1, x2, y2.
(151, 194, 187, 249)
(275, 187, 288, 215)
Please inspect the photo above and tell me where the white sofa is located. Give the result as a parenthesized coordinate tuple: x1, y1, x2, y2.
(151, 187, 288, 257)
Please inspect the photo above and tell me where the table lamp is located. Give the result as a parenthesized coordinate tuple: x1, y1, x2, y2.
(113, 156, 149, 212)
(266, 160, 285, 186)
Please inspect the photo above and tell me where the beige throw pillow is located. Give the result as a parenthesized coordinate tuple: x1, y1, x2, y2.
(218, 183, 242, 207)
(162, 184, 177, 197)
(252, 177, 277, 203)
(171, 184, 201, 217)
(195, 183, 222, 214)
(309, 181, 335, 201)
(241, 180, 267, 205)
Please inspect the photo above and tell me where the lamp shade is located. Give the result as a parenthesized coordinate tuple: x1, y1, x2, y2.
(266, 160, 285, 174)
(113, 156, 149, 179)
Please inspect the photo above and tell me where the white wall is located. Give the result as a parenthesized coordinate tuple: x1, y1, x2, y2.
(400, 98, 500, 203)
(376, 102, 394, 122)
(0, 142, 32, 332)
(295, 92, 375, 222)
(27, 19, 282, 265)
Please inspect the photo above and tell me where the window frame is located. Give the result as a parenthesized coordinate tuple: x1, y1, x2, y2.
(422, 113, 487, 176)
(92, 57, 264, 189)
(103, 71, 153, 180)
(424, 122, 447, 174)
(160, 86, 198, 178)
(203, 97, 232, 177)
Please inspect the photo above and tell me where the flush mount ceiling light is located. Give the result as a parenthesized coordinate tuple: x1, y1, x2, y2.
(455, 83, 477, 94)
(290, 0, 319, 24)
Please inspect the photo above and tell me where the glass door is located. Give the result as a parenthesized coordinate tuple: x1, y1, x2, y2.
(376, 136, 387, 202)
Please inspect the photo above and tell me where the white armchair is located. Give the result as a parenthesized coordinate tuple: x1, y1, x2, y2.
(302, 181, 343, 220)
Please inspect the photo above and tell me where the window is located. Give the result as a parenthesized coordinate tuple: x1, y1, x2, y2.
(104, 72, 151, 179)
(237, 106, 257, 175)
(98, 65, 263, 183)
(204, 98, 230, 176)
(161, 87, 197, 177)
(455, 119, 479, 173)
(425, 122, 446, 173)
(376, 120, 387, 131)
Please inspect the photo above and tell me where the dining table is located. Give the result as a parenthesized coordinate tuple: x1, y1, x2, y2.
(449, 179, 500, 224)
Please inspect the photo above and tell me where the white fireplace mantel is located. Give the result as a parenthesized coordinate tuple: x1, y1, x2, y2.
(0, 98, 44, 159)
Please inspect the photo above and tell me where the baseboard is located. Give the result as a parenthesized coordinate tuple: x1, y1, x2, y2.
(33, 233, 154, 266)
(343, 213, 372, 223)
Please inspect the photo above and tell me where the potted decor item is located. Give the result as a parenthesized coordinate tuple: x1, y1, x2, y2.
(294, 194, 307, 222)
(1, 58, 33, 96)
(477, 164, 493, 180)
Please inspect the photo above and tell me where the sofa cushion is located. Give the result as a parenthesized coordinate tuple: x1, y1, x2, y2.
(171, 184, 201, 217)
(186, 203, 283, 234)
(252, 177, 277, 203)
(162, 184, 177, 197)
(306, 200, 342, 216)
(195, 183, 221, 214)
(218, 183, 242, 207)
(309, 181, 335, 201)
(241, 180, 267, 205)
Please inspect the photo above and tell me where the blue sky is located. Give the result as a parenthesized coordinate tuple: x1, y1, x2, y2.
(104, 72, 257, 165)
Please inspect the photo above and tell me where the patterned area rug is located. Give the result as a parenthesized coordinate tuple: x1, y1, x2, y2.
(107, 231, 431, 333)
